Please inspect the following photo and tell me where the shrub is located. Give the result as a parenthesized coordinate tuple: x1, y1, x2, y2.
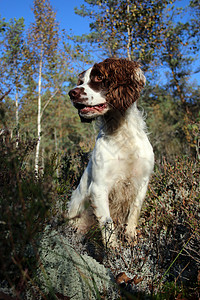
(105, 157, 200, 298)
(58, 146, 89, 204)
(145, 157, 200, 295)
(0, 136, 57, 296)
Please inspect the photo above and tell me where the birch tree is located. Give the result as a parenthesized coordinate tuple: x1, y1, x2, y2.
(75, 0, 173, 65)
(1, 18, 25, 143)
(26, 0, 59, 175)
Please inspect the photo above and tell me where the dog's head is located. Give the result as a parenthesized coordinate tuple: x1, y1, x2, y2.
(68, 58, 146, 122)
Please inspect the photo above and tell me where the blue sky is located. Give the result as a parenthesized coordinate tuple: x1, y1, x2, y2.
(0, 0, 90, 35)
(0, 0, 199, 84)
(0, 0, 192, 34)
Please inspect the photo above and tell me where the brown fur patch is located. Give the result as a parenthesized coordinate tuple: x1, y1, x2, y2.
(93, 58, 145, 112)
(109, 178, 137, 225)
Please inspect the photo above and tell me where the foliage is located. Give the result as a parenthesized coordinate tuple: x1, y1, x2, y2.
(75, 0, 174, 65)
(101, 157, 200, 299)
(27, 0, 59, 70)
(0, 133, 57, 296)
(189, 0, 200, 54)
(26, 0, 60, 174)
(140, 80, 200, 158)
(0, 126, 199, 299)
(1, 0, 199, 160)
(73, 0, 200, 158)
(145, 157, 200, 297)
(59, 145, 89, 195)
(1, 17, 25, 88)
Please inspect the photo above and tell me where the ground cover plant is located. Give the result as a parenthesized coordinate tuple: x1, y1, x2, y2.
(0, 135, 199, 299)
(105, 157, 200, 299)
(0, 134, 58, 299)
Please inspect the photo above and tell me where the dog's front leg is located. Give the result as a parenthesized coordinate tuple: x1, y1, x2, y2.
(90, 182, 118, 247)
(68, 162, 91, 219)
(126, 178, 149, 240)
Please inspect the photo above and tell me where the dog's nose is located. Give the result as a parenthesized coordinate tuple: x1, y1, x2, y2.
(68, 88, 81, 99)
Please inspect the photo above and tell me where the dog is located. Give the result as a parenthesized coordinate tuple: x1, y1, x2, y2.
(68, 58, 154, 246)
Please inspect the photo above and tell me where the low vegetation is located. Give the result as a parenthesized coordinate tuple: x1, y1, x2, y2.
(0, 135, 199, 299)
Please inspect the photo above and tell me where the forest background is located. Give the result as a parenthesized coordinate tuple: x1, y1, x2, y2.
(0, 0, 199, 166)
(0, 0, 200, 298)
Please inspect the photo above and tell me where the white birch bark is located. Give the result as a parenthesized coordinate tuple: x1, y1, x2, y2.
(14, 65, 19, 147)
(54, 127, 59, 178)
(15, 88, 19, 147)
(35, 46, 43, 176)
(126, 2, 132, 61)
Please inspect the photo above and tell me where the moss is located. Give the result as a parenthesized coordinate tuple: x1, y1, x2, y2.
(37, 227, 117, 299)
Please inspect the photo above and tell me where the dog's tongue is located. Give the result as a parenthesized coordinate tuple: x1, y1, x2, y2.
(81, 103, 107, 113)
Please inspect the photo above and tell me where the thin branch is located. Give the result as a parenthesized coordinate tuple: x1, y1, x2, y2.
(0, 88, 12, 101)
(174, 261, 190, 285)
(40, 87, 59, 119)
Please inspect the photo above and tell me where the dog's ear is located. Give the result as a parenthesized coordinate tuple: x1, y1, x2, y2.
(107, 65, 146, 112)
(108, 84, 140, 112)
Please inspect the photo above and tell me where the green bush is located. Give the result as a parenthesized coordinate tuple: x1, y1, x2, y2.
(0, 136, 57, 294)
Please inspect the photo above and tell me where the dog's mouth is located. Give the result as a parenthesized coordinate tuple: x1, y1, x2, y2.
(74, 102, 108, 115)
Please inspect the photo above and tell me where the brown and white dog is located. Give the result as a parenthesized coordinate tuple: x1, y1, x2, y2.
(68, 58, 154, 246)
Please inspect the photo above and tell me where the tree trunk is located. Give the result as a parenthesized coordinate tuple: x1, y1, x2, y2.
(35, 47, 43, 176)
(54, 127, 59, 178)
(15, 87, 19, 147)
(14, 64, 19, 147)
(126, 2, 132, 61)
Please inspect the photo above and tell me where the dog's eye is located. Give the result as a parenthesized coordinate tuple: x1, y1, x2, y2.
(94, 75, 103, 82)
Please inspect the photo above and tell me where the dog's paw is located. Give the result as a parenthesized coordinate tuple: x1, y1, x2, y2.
(67, 200, 81, 220)
(125, 227, 138, 246)
(67, 209, 78, 220)
(101, 218, 119, 248)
